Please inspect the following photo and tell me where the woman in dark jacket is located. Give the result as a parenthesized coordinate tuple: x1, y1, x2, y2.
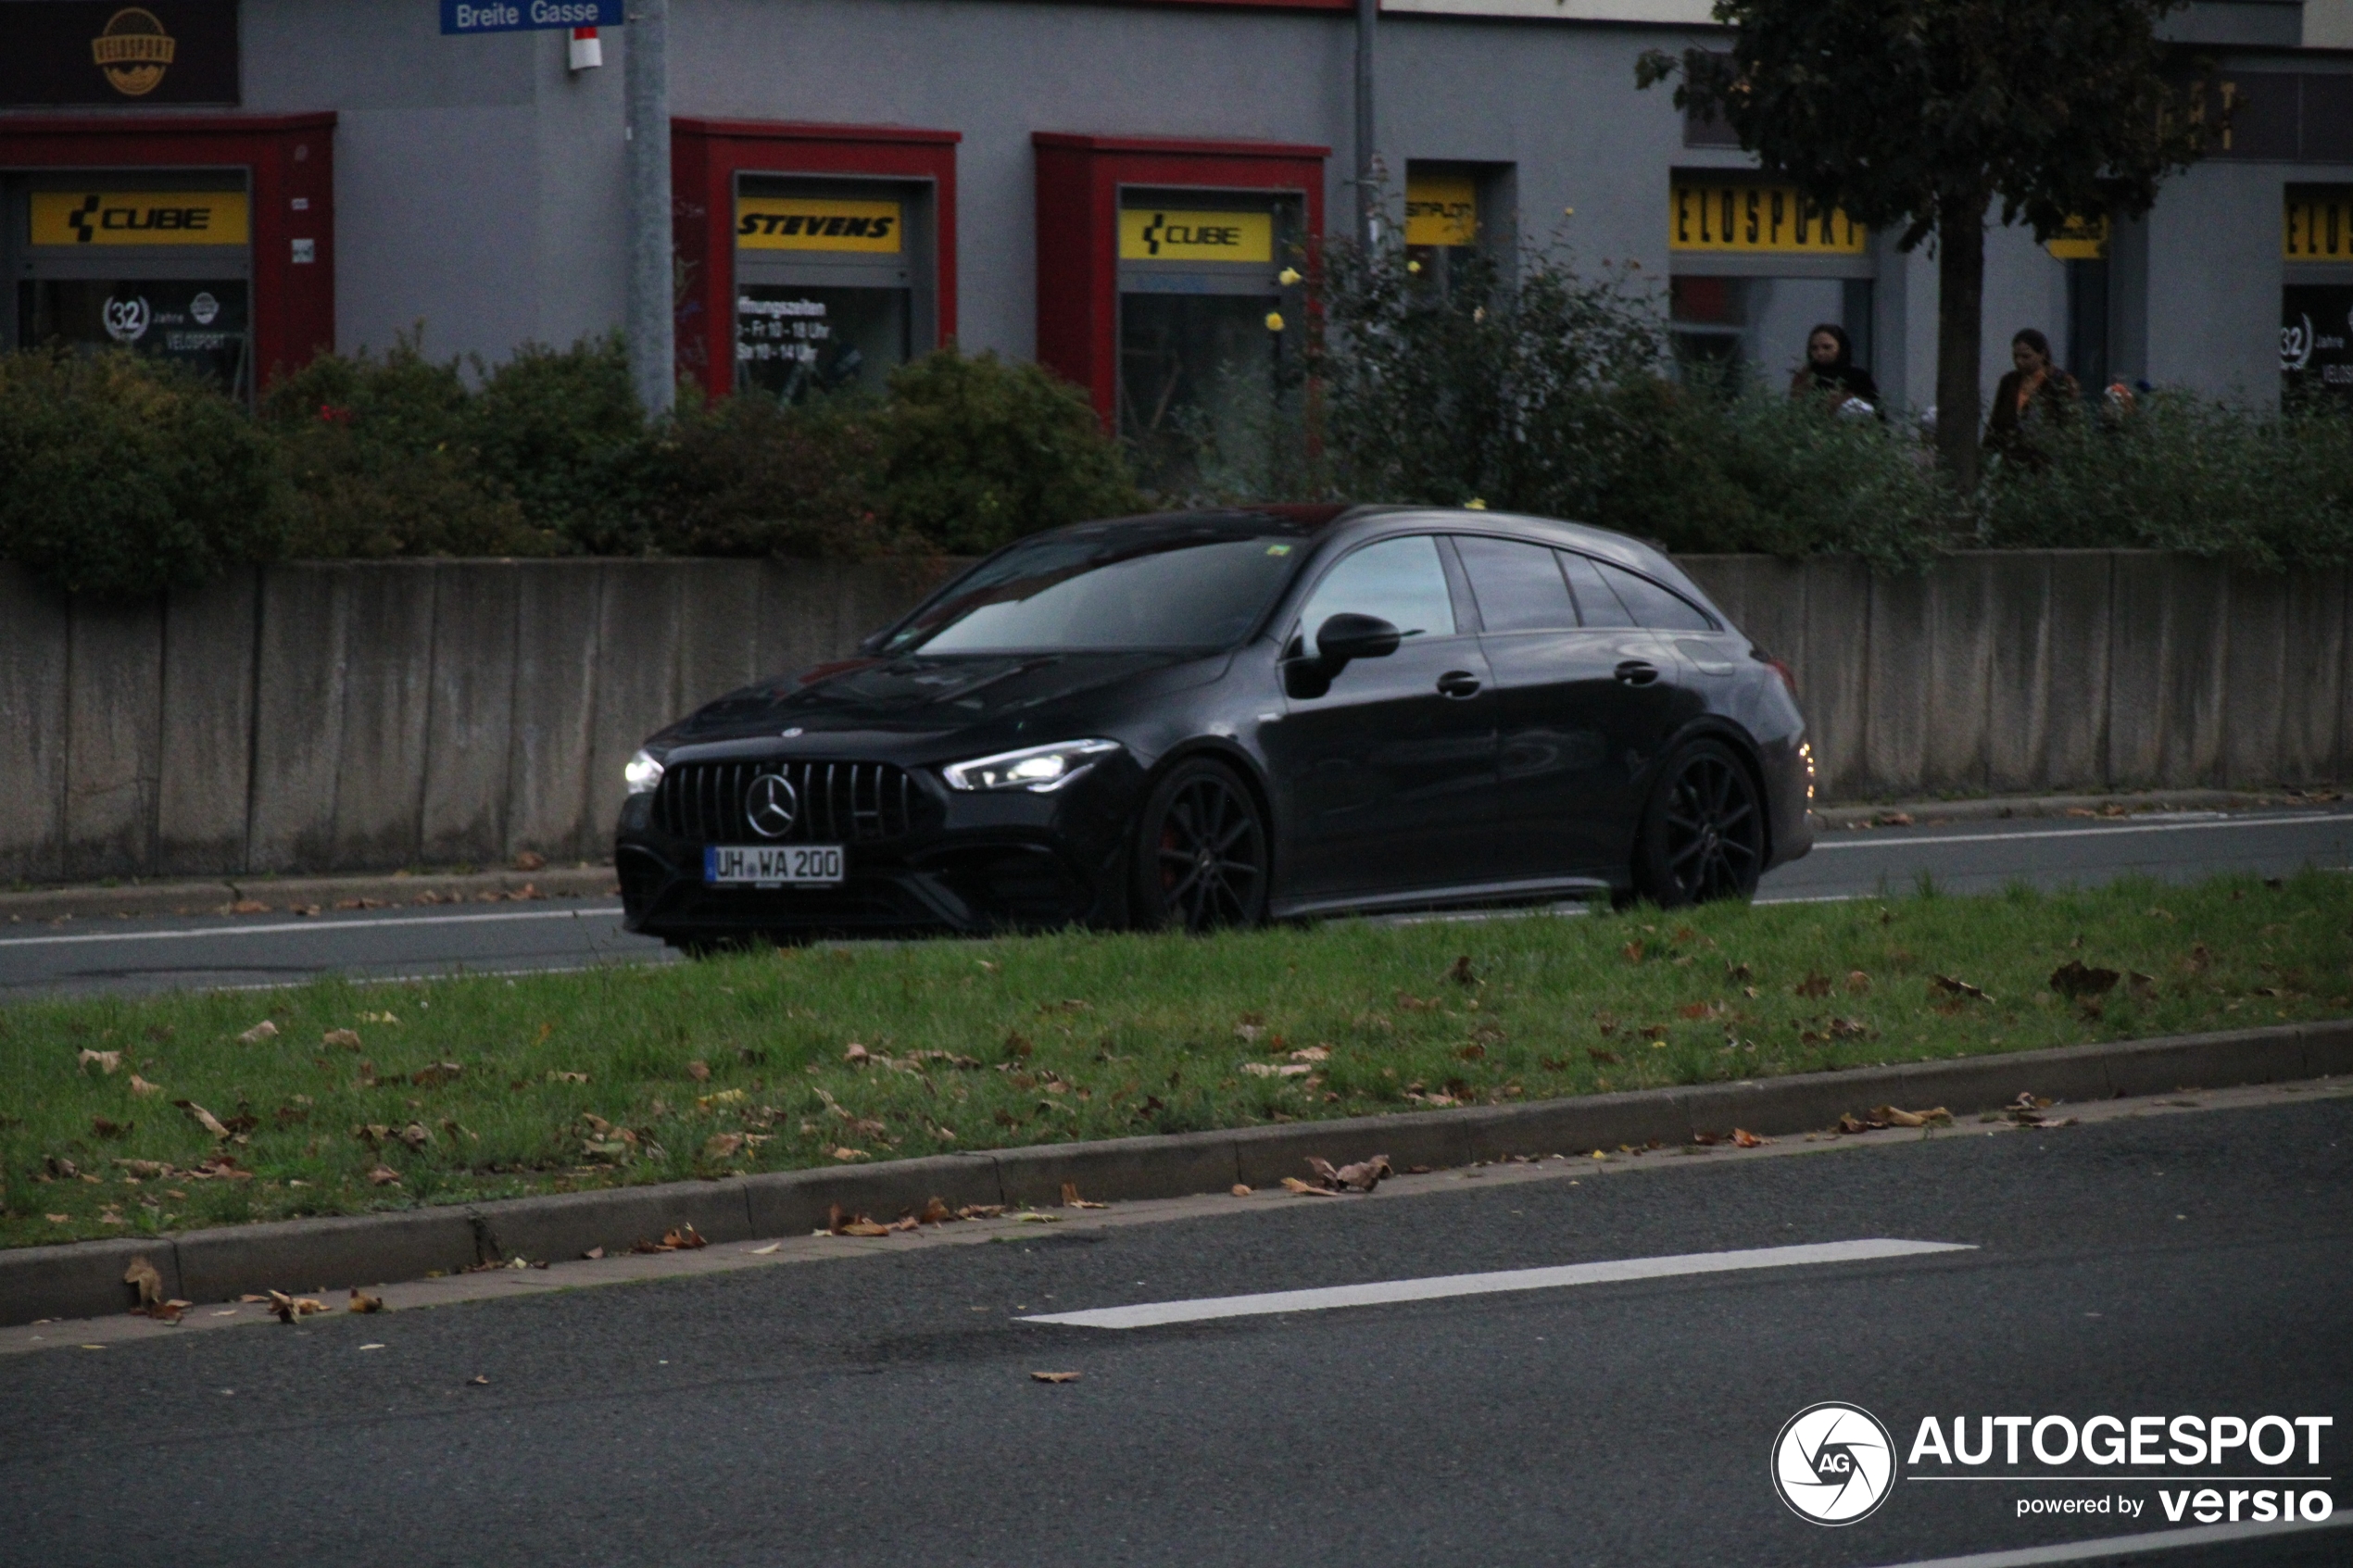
(1788, 323, 1881, 413)
(1983, 328, 2081, 467)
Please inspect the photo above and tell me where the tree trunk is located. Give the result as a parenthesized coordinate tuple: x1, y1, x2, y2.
(1934, 188, 1989, 492)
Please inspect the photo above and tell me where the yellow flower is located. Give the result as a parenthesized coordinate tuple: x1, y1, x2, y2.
(1406, 259, 1422, 274)
(1277, 267, 1302, 285)
(1465, 498, 1488, 510)
(1264, 311, 1286, 332)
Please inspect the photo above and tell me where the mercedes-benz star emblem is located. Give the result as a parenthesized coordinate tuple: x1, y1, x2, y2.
(744, 772, 799, 838)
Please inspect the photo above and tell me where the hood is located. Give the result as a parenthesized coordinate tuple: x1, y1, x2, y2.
(653, 650, 1224, 752)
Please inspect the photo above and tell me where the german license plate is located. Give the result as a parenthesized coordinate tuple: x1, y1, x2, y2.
(703, 845, 845, 886)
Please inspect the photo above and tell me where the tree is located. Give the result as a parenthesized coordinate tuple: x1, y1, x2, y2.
(1639, 0, 2208, 488)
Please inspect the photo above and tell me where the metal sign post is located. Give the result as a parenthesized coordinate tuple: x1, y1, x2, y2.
(624, 0, 673, 415)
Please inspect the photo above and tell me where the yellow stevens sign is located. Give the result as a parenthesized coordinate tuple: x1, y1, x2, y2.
(1405, 172, 1478, 247)
(1119, 208, 1274, 264)
(31, 190, 249, 246)
(735, 197, 903, 253)
(1670, 181, 1865, 255)
(2284, 190, 2353, 260)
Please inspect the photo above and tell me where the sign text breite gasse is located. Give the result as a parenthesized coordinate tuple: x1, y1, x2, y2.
(440, 0, 623, 34)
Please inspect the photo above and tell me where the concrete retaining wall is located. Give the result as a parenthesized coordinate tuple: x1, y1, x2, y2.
(1, 551, 2344, 883)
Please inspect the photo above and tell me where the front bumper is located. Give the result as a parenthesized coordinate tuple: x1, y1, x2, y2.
(614, 758, 1140, 940)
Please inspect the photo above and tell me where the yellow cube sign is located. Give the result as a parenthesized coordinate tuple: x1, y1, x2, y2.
(1119, 208, 1274, 264)
(1670, 181, 1865, 255)
(1405, 173, 1478, 247)
(31, 190, 249, 246)
(736, 197, 904, 253)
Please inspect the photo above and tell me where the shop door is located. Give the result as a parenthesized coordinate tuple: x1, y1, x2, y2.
(1115, 191, 1302, 491)
(8, 177, 253, 395)
(733, 176, 932, 403)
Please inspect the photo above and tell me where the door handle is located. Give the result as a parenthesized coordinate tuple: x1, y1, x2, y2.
(1615, 660, 1660, 686)
(1436, 671, 1483, 698)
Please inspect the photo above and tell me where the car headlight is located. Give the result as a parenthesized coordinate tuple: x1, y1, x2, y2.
(623, 748, 665, 795)
(940, 739, 1122, 794)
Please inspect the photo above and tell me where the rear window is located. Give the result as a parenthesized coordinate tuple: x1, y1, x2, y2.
(1557, 552, 1636, 628)
(1575, 555, 1715, 632)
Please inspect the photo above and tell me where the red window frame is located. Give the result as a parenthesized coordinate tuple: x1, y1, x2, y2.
(671, 118, 960, 400)
(0, 112, 335, 387)
(1032, 131, 1328, 425)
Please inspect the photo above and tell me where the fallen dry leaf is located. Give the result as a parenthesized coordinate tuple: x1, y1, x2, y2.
(1844, 971, 1872, 995)
(686, 1060, 711, 1082)
(1060, 1182, 1107, 1210)
(918, 1197, 953, 1224)
(396, 1123, 430, 1149)
(1280, 1176, 1340, 1197)
(266, 1291, 328, 1323)
(1869, 1104, 1952, 1127)
(830, 1146, 868, 1161)
(749, 1241, 781, 1255)
(149, 1298, 192, 1324)
(703, 1132, 746, 1160)
(2050, 960, 2121, 999)
(1877, 810, 1915, 827)
(1231, 1184, 1252, 1197)
(77, 1048, 122, 1074)
(1731, 1128, 1770, 1148)
(1587, 1048, 1622, 1066)
(1304, 1153, 1393, 1193)
(321, 1029, 362, 1050)
(1931, 974, 1993, 1002)
(468, 1374, 489, 1386)
(1793, 971, 1832, 998)
(1289, 1045, 1331, 1062)
(366, 1163, 402, 1186)
(1240, 1061, 1311, 1078)
(348, 1288, 384, 1314)
(177, 1100, 233, 1140)
(843, 1043, 872, 1065)
(514, 850, 546, 872)
(44, 1213, 69, 1224)
(129, 1074, 162, 1098)
(410, 1061, 463, 1088)
(547, 1070, 588, 1085)
(582, 1247, 605, 1260)
(91, 1116, 132, 1139)
(123, 1255, 165, 1312)
(1447, 955, 1479, 986)
(662, 1224, 709, 1250)
(1031, 1371, 1081, 1384)
(237, 1020, 279, 1044)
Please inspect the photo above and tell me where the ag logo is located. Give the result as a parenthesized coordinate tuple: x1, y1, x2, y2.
(93, 7, 177, 97)
(1771, 1402, 1896, 1525)
(744, 772, 799, 839)
(103, 294, 151, 344)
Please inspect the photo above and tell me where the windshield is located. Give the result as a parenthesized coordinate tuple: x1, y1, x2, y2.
(878, 530, 1305, 655)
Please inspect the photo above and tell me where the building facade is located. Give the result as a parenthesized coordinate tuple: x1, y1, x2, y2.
(3, 0, 2347, 431)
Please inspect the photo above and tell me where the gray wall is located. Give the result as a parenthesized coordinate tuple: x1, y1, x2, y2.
(3, 551, 2346, 884)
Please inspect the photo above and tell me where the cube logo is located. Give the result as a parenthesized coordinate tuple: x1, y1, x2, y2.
(1773, 1402, 1896, 1524)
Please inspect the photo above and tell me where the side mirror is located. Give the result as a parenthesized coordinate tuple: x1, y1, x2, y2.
(1315, 613, 1403, 664)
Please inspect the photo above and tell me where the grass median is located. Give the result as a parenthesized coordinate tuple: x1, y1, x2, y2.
(5, 869, 2348, 1249)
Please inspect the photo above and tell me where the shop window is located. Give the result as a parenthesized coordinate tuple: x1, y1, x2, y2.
(2284, 188, 2353, 403)
(0, 114, 333, 394)
(672, 120, 957, 401)
(1667, 174, 1874, 394)
(1403, 163, 1513, 299)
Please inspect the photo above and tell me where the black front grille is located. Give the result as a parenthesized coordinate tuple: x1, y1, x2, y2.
(652, 759, 918, 844)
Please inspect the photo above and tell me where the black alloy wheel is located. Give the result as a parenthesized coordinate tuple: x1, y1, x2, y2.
(1133, 759, 1270, 932)
(1634, 738, 1765, 907)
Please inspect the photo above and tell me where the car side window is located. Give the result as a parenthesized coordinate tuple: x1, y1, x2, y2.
(1593, 558, 1715, 631)
(1294, 535, 1457, 657)
(1557, 551, 1637, 628)
(1455, 535, 1578, 633)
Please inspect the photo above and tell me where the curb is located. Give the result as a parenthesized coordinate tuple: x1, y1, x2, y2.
(1810, 788, 2337, 830)
(0, 866, 619, 923)
(5, 1020, 2347, 1326)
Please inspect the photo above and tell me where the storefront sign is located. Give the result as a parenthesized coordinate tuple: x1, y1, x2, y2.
(736, 197, 904, 253)
(439, 0, 622, 34)
(1670, 181, 1865, 255)
(30, 191, 251, 247)
(2284, 284, 2353, 398)
(0, 2, 238, 105)
(2045, 216, 2109, 261)
(2284, 190, 2353, 261)
(1118, 209, 1274, 264)
(1405, 173, 1478, 247)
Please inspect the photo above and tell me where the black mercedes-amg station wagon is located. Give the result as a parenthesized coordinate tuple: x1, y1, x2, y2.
(614, 505, 1813, 946)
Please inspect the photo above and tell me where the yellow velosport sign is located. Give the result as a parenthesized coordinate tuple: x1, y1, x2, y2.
(2285, 191, 2353, 261)
(1670, 182, 1865, 255)
(1119, 208, 1274, 264)
(735, 197, 903, 253)
(31, 190, 248, 246)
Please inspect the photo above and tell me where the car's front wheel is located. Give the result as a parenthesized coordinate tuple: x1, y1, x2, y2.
(1632, 738, 1765, 907)
(1131, 759, 1269, 932)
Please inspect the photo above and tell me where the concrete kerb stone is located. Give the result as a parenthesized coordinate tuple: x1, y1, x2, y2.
(0, 1022, 2343, 1326)
(0, 864, 616, 922)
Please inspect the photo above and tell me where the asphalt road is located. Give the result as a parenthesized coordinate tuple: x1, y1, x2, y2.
(5, 808, 2352, 1000)
(5, 1091, 2347, 1567)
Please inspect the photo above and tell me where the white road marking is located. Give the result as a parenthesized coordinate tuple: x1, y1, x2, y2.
(1815, 812, 2353, 851)
(1865, 1517, 2347, 1568)
(1017, 1237, 1972, 1328)
(0, 906, 627, 949)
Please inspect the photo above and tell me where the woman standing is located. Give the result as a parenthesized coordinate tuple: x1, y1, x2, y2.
(1788, 323, 1881, 415)
(1983, 329, 2082, 467)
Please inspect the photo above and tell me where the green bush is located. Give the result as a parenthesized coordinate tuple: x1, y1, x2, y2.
(0, 348, 283, 598)
(620, 389, 907, 559)
(1979, 393, 2353, 569)
(470, 332, 647, 547)
(875, 346, 1144, 554)
(259, 330, 551, 558)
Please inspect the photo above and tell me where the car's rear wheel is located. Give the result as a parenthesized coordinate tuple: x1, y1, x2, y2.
(1632, 738, 1764, 907)
(1132, 759, 1269, 932)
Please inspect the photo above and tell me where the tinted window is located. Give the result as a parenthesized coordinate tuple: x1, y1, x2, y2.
(1295, 535, 1456, 657)
(886, 533, 1302, 654)
(1558, 552, 1637, 628)
(1456, 536, 1578, 633)
(1593, 559, 1714, 631)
